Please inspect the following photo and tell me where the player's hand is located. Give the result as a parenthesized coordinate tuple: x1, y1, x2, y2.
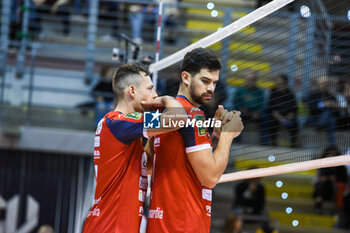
(213, 105, 224, 121)
(213, 106, 236, 138)
(144, 137, 154, 156)
(221, 111, 243, 139)
(213, 105, 224, 138)
(144, 137, 155, 171)
(214, 106, 234, 124)
(220, 110, 235, 124)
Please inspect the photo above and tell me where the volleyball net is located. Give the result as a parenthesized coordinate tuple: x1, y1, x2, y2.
(151, 0, 350, 178)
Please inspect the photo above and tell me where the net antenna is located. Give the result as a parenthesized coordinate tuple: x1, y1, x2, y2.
(153, 0, 164, 91)
(149, 0, 295, 74)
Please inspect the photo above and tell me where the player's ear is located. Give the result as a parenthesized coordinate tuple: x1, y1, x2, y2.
(128, 85, 136, 98)
(181, 71, 191, 86)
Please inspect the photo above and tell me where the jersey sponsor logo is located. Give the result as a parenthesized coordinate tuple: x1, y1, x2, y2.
(206, 205, 211, 217)
(194, 115, 207, 136)
(124, 112, 142, 120)
(202, 188, 212, 201)
(148, 207, 164, 219)
(94, 136, 100, 147)
(138, 189, 146, 202)
(144, 110, 161, 129)
(95, 119, 104, 135)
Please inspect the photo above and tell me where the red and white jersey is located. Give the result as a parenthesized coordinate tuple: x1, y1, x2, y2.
(147, 95, 213, 233)
(83, 111, 148, 233)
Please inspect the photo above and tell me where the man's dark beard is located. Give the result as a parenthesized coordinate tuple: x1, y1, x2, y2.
(190, 83, 213, 106)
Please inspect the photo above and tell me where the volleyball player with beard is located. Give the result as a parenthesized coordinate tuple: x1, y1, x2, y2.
(145, 48, 244, 233)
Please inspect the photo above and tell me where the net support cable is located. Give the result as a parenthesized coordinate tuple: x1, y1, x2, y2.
(219, 155, 350, 183)
(149, 0, 295, 73)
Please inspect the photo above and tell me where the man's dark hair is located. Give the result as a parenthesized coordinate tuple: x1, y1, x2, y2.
(112, 63, 150, 98)
(181, 48, 221, 77)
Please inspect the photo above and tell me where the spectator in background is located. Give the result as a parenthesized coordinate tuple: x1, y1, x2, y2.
(10, 0, 21, 41)
(160, 0, 179, 45)
(293, 76, 309, 128)
(305, 76, 339, 146)
(99, 0, 119, 41)
(140, 55, 153, 68)
(314, 146, 348, 214)
(336, 80, 350, 130)
(128, 3, 146, 44)
(233, 72, 268, 144)
(30, 0, 71, 37)
(93, 65, 115, 124)
(72, 0, 84, 16)
(267, 74, 298, 147)
(76, 65, 115, 122)
(233, 177, 265, 216)
(232, 176, 273, 233)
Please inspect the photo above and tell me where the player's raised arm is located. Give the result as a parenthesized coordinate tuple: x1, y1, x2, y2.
(142, 96, 188, 137)
(187, 107, 244, 188)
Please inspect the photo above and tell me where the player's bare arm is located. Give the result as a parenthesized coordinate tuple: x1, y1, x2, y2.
(144, 137, 155, 171)
(142, 96, 188, 137)
(187, 107, 244, 188)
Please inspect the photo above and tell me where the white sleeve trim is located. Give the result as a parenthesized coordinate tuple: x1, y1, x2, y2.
(143, 129, 149, 139)
(186, 144, 212, 153)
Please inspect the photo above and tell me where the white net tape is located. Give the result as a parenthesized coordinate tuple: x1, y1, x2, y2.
(219, 155, 350, 183)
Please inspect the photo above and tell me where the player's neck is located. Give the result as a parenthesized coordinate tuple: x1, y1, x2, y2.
(115, 100, 135, 113)
(177, 85, 200, 108)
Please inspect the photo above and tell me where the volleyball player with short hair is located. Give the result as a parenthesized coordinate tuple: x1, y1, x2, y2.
(145, 48, 244, 233)
(82, 63, 186, 233)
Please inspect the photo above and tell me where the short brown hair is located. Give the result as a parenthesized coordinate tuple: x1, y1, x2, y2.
(112, 63, 151, 98)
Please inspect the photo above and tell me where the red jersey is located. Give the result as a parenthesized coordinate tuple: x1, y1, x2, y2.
(147, 95, 213, 233)
(83, 111, 148, 233)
